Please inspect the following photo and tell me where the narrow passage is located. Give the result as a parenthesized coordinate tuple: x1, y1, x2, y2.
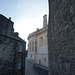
(25, 58, 39, 75)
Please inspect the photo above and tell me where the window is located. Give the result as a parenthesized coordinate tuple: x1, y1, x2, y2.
(31, 55, 32, 58)
(39, 37, 43, 46)
(39, 59, 41, 64)
(18, 46, 22, 52)
(35, 41, 37, 52)
(45, 35, 48, 44)
(29, 42, 31, 52)
(17, 62, 21, 70)
(32, 42, 34, 52)
(44, 58, 46, 62)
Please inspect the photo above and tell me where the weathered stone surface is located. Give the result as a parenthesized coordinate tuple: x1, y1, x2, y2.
(48, 0, 75, 75)
(0, 14, 26, 75)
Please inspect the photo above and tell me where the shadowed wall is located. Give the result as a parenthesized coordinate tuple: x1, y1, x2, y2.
(48, 0, 75, 75)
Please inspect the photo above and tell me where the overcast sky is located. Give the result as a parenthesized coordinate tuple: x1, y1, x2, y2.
(0, 0, 48, 49)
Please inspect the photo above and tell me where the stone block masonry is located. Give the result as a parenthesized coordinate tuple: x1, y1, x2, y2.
(0, 14, 26, 75)
(48, 0, 75, 75)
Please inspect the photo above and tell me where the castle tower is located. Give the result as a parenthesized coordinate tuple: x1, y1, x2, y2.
(0, 14, 26, 75)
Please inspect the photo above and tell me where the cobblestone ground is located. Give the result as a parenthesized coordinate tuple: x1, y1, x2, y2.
(25, 58, 39, 75)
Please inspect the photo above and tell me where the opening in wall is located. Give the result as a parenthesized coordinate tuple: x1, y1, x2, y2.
(39, 37, 43, 46)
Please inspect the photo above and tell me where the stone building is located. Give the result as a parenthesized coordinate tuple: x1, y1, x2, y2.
(48, 0, 75, 75)
(0, 14, 26, 75)
(28, 15, 48, 74)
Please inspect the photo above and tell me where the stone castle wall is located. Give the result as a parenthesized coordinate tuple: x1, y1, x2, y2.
(48, 0, 75, 75)
(0, 14, 26, 75)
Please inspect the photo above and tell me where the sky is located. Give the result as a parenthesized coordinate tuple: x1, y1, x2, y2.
(0, 0, 48, 49)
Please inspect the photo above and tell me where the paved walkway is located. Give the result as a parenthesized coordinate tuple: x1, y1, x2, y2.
(25, 58, 39, 75)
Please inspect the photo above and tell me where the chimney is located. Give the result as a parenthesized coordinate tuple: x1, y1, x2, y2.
(43, 14, 47, 28)
(14, 32, 19, 37)
(9, 17, 11, 20)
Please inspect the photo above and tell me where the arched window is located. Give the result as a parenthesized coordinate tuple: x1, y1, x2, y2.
(39, 37, 43, 46)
